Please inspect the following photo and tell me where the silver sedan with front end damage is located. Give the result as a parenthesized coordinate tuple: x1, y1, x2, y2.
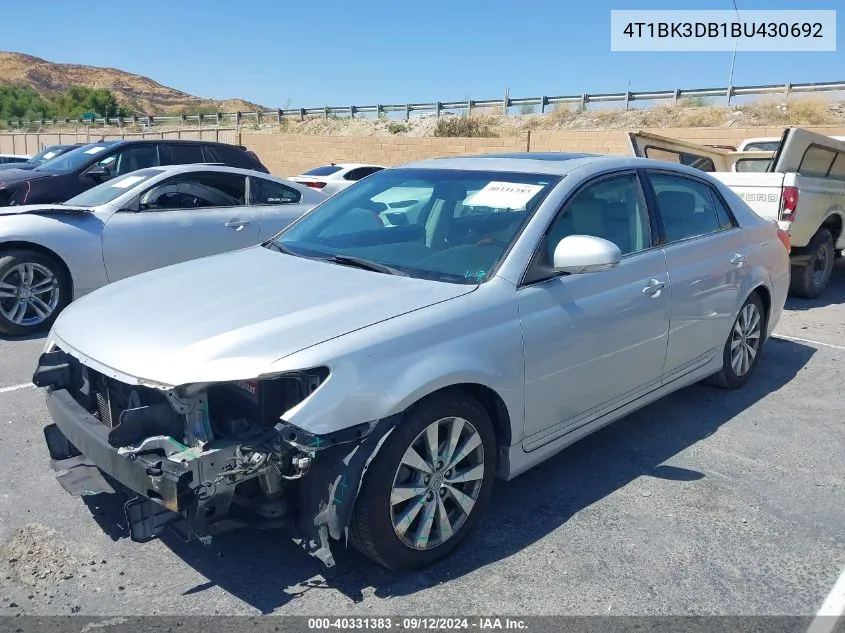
(34, 153, 790, 571)
(0, 164, 325, 336)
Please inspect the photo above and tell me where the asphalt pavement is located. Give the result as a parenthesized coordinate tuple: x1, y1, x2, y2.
(0, 263, 843, 618)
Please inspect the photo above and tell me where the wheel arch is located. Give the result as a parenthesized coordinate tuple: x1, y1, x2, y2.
(409, 382, 513, 449)
(749, 283, 772, 340)
(821, 210, 844, 245)
(0, 240, 75, 296)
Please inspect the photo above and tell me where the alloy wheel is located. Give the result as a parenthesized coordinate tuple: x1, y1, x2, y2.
(730, 302, 762, 377)
(390, 416, 485, 550)
(0, 262, 60, 327)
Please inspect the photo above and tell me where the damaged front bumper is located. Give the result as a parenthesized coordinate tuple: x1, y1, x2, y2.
(35, 350, 399, 568)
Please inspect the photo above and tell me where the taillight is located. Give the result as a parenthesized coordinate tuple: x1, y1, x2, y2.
(781, 186, 799, 222)
(305, 181, 327, 189)
(777, 227, 791, 253)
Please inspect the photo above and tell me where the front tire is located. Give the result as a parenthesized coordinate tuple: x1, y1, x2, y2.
(350, 390, 497, 571)
(0, 250, 69, 337)
(706, 292, 766, 389)
(790, 228, 834, 299)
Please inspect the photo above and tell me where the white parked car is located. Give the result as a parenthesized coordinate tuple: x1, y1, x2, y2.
(0, 153, 31, 165)
(0, 164, 325, 335)
(291, 163, 385, 196)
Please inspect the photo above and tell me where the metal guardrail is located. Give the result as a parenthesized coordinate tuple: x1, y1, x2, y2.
(4, 80, 845, 129)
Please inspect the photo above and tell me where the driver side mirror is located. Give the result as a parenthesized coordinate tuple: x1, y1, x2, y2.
(85, 164, 113, 182)
(553, 235, 622, 274)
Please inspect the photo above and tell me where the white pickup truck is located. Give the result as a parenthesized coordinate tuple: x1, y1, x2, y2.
(628, 128, 845, 298)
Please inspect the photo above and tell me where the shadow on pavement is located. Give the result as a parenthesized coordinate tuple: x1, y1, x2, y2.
(78, 337, 816, 613)
(0, 330, 48, 343)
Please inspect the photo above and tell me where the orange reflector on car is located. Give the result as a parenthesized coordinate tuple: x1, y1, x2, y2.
(777, 228, 791, 253)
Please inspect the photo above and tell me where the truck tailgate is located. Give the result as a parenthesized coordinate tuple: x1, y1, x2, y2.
(711, 172, 785, 221)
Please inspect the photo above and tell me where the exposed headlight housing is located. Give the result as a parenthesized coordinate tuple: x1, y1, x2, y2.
(207, 368, 329, 439)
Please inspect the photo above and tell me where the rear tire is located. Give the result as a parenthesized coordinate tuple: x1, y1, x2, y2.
(350, 390, 497, 571)
(706, 292, 766, 390)
(790, 229, 834, 299)
(0, 250, 69, 337)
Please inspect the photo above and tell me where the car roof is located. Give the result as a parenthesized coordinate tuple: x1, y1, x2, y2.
(137, 163, 309, 184)
(399, 152, 713, 177)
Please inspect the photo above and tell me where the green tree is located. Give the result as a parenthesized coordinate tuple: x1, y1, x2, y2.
(0, 86, 54, 120)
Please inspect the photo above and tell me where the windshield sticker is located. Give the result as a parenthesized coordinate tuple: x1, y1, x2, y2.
(465, 182, 544, 209)
(464, 269, 487, 282)
(110, 175, 147, 189)
(41, 151, 57, 160)
(84, 146, 107, 155)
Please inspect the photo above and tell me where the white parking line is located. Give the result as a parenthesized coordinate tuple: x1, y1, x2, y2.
(773, 333, 845, 352)
(0, 382, 34, 394)
(807, 565, 845, 633)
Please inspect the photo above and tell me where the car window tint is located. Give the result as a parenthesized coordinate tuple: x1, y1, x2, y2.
(113, 145, 159, 176)
(708, 188, 736, 230)
(167, 144, 205, 165)
(343, 168, 364, 181)
(798, 146, 836, 177)
(251, 177, 301, 204)
(649, 173, 723, 243)
(140, 172, 246, 211)
(644, 147, 716, 172)
(829, 153, 845, 180)
(542, 173, 652, 260)
(204, 145, 250, 169)
(735, 158, 771, 173)
(303, 165, 343, 176)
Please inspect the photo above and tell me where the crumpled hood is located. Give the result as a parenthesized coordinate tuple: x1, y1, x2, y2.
(0, 203, 91, 217)
(51, 246, 475, 387)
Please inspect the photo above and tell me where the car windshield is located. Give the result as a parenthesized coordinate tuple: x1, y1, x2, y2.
(302, 165, 343, 176)
(28, 145, 68, 165)
(63, 169, 164, 207)
(35, 143, 118, 173)
(271, 168, 559, 284)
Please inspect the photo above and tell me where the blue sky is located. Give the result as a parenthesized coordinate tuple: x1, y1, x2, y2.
(2, 0, 842, 109)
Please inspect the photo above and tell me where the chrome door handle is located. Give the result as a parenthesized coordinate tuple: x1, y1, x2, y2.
(642, 279, 667, 296)
(225, 220, 250, 231)
(730, 253, 746, 266)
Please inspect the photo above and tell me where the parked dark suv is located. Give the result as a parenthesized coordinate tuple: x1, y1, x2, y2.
(0, 139, 268, 206)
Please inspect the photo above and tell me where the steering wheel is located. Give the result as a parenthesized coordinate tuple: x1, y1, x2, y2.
(474, 237, 510, 249)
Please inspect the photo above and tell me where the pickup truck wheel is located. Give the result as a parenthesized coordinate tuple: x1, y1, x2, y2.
(0, 250, 69, 337)
(790, 229, 834, 299)
(706, 292, 766, 390)
(350, 391, 496, 571)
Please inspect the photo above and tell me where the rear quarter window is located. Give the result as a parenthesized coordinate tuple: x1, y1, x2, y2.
(303, 165, 343, 177)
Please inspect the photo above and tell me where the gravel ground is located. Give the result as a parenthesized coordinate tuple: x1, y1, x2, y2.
(0, 263, 843, 619)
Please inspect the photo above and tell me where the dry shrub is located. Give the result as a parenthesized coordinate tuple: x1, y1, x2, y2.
(743, 96, 833, 126)
(433, 115, 499, 138)
(786, 97, 835, 125)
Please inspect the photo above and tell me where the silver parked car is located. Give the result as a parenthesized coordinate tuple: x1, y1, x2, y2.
(35, 153, 790, 571)
(0, 164, 326, 335)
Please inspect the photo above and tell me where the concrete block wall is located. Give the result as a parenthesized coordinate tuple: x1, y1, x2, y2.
(5, 125, 845, 175)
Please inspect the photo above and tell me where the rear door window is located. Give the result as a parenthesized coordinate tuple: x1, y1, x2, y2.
(647, 172, 724, 243)
(165, 144, 206, 165)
